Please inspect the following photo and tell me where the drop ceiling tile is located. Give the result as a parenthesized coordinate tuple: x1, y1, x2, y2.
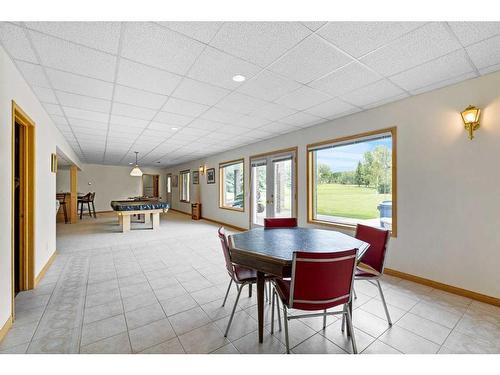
(156, 22, 223, 43)
(448, 22, 500, 47)
(390, 49, 475, 92)
(269, 35, 352, 83)
(15, 60, 51, 87)
(342, 79, 406, 108)
(363, 92, 409, 109)
(214, 124, 249, 135)
(117, 59, 182, 96)
(153, 111, 194, 126)
(176, 126, 210, 137)
(69, 118, 108, 130)
(245, 128, 276, 139)
(275, 86, 331, 111)
(236, 69, 301, 102)
(110, 115, 149, 128)
(210, 22, 311, 67)
(169, 133, 200, 142)
(45, 68, 113, 100)
(410, 71, 477, 95)
(232, 115, 270, 129)
(361, 22, 462, 76)
(173, 78, 230, 106)
(466, 34, 500, 70)
(479, 62, 500, 75)
(63, 106, 109, 123)
(304, 98, 359, 119)
(200, 107, 242, 124)
(121, 22, 205, 75)
(215, 92, 268, 115)
(114, 85, 167, 110)
(162, 97, 209, 117)
(251, 102, 297, 121)
(32, 86, 58, 103)
(188, 118, 224, 131)
(279, 112, 324, 127)
(301, 22, 327, 31)
(74, 127, 107, 136)
(29, 30, 117, 81)
(310, 62, 380, 97)
(146, 122, 179, 132)
(259, 122, 301, 135)
(25, 22, 121, 54)
(43, 103, 64, 116)
(188, 47, 261, 90)
(319, 22, 425, 57)
(112, 102, 156, 121)
(50, 114, 68, 125)
(56, 91, 111, 113)
(0, 23, 38, 63)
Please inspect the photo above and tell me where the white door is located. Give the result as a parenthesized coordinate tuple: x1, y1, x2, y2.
(251, 150, 296, 227)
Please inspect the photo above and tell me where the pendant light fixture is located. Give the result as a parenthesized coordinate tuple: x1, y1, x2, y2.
(130, 151, 143, 177)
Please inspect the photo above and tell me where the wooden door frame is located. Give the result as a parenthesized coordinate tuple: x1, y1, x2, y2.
(11, 101, 36, 320)
(142, 173, 159, 197)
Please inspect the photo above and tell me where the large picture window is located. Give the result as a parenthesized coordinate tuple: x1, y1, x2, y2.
(219, 159, 244, 211)
(307, 128, 397, 236)
(179, 170, 190, 202)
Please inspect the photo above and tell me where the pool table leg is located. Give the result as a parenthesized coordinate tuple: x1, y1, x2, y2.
(144, 212, 151, 224)
(152, 212, 160, 230)
(122, 215, 131, 233)
(118, 214, 123, 226)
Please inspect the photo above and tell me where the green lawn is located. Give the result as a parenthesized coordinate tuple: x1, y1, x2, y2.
(316, 184, 391, 219)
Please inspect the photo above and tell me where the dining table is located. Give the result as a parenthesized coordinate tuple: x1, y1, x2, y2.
(228, 226, 370, 343)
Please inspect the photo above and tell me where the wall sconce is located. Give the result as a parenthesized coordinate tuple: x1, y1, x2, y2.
(199, 165, 207, 175)
(461, 105, 481, 140)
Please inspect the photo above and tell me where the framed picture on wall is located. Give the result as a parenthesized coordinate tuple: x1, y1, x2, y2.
(207, 168, 215, 184)
(172, 175, 178, 188)
(192, 171, 199, 184)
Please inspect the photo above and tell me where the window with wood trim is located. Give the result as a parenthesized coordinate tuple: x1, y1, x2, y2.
(179, 170, 190, 202)
(219, 159, 244, 211)
(307, 128, 397, 236)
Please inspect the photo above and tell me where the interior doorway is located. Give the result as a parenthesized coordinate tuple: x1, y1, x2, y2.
(166, 174, 172, 205)
(250, 148, 297, 227)
(11, 101, 36, 318)
(142, 174, 160, 198)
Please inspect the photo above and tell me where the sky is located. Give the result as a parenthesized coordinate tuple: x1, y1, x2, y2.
(317, 137, 392, 172)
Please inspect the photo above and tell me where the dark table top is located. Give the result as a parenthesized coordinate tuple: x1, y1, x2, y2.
(229, 227, 370, 263)
(110, 200, 169, 211)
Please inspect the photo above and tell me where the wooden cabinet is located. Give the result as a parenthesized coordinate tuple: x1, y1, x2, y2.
(191, 203, 201, 220)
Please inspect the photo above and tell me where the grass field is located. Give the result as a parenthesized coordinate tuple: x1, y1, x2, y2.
(316, 183, 391, 219)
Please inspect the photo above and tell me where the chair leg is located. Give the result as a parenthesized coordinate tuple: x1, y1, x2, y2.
(268, 282, 272, 305)
(376, 280, 392, 325)
(264, 281, 268, 302)
(224, 282, 244, 337)
(62, 203, 68, 223)
(248, 283, 252, 298)
(79, 202, 83, 219)
(92, 202, 97, 218)
(275, 289, 282, 332)
(271, 290, 275, 334)
(341, 305, 346, 332)
(222, 279, 233, 307)
(283, 306, 290, 354)
(88, 202, 91, 217)
(353, 287, 357, 299)
(345, 307, 357, 354)
(323, 309, 327, 329)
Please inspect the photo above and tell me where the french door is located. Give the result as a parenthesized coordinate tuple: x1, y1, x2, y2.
(250, 149, 297, 227)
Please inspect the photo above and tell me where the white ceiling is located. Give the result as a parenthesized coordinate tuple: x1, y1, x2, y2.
(1, 21, 500, 167)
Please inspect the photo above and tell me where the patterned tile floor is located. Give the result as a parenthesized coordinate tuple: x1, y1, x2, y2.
(1, 211, 499, 354)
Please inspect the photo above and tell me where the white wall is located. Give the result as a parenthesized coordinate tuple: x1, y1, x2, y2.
(165, 71, 500, 298)
(56, 164, 166, 212)
(0, 46, 82, 327)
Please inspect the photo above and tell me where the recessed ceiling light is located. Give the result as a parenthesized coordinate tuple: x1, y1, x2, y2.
(232, 74, 246, 82)
(171, 127, 178, 131)
(128, 162, 133, 165)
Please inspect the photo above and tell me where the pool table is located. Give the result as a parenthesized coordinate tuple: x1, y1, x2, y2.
(110, 199, 169, 233)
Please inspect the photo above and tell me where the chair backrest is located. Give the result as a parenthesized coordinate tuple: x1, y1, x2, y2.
(355, 224, 390, 274)
(264, 217, 297, 228)
(217, 227, 234, 277)
(56, 193, 66, 203)
(289, 249, 357, 310)
(90, 192, 96, 201)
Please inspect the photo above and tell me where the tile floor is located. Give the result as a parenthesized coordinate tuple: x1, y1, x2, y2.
(1, 211, 499, 354)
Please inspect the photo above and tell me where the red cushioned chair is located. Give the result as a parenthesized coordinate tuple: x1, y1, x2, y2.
(342, 224, 391, 331)
(218, 227, 278, 337)
(264, 217, 297, 228)
(272, 249, 359, 354)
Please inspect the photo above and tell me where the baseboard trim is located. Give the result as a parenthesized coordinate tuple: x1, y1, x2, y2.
(34, 250, 57, 288)
(384, 268, 500, 307)
(169, 208, 190, 216)
(200, 216, 247, 232)
(0, 315, 13, 343)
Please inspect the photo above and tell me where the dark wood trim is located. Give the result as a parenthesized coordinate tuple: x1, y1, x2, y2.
(384, 268, 500, 307)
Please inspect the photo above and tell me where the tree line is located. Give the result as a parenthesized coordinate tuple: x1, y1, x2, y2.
(317, 145, 392, 193)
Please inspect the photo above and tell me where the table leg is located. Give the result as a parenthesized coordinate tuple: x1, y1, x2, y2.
(144, 212, 151, 224)
(118, 214, 123, 226)
(122, 215, 131, 233)
(257, 271, 265, 343)
(152, 212, 160, 229)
